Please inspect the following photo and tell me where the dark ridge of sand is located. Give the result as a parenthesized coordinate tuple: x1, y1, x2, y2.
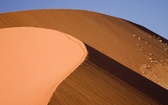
(86, 44, 167, 104)
(0, 9, 168, 104)
(49, 44, 162, 105)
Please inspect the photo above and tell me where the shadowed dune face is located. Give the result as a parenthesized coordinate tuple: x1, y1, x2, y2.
(0, 9, 167, 90)
(0, 27, 87, 105)
(0, 9, 168, 104)
(49, 44, 166, 105)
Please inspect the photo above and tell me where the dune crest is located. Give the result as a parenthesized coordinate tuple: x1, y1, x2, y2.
(1, 9, 168, 104)
(0, 27, 87, 105)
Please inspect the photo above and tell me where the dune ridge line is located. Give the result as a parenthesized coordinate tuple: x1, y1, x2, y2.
(0, 27, 87, 105)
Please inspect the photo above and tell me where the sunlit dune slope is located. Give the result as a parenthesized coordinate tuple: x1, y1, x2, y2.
(0, 27, 87, 105)
(0, 9, 168, 104)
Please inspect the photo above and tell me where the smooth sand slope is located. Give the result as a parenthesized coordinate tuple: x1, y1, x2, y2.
(0, 9, 168, 104)
(0, 27, 87, 105)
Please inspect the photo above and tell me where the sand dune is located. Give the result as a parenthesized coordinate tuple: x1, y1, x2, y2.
(0, 9, 168, 104)
(0, 27, 87, 105)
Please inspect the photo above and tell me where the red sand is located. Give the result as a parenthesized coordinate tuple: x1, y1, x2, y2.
(0, 27, 87, 105)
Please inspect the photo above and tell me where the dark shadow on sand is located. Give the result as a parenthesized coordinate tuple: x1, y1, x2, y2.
(85, 44, 168, 104)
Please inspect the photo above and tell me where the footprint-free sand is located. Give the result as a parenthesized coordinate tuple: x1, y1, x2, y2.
(0, 27, 87, 105)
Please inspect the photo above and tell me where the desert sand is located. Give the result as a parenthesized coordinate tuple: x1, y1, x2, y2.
(0, 9, 168, 104)
(0, 27, 87, 105)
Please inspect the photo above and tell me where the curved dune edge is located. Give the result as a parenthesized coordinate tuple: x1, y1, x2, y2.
(0, 27, 87, 105)
(0, 9, 167, 90)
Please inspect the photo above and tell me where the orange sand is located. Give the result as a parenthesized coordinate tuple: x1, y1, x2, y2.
(0, 27, 87, 105)
(1, 9, 167, 104)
